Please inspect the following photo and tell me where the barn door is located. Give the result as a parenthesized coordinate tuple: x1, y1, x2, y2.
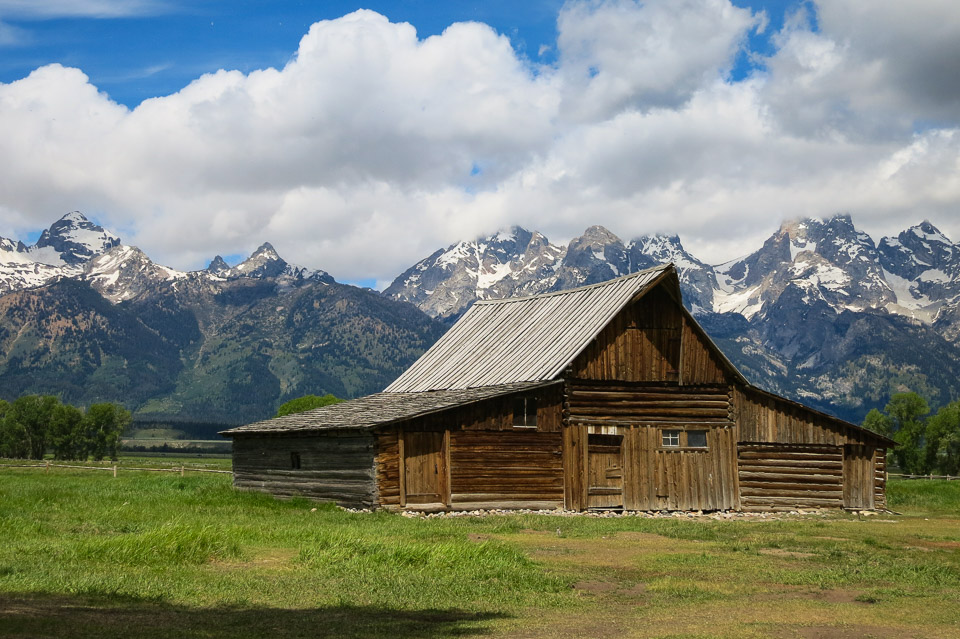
(402, 431, 448, 506)
(587, 434, 624, 509)
(843, 445, 875, 510)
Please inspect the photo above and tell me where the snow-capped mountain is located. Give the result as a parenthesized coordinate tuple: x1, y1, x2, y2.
(386, 214, 960, 421)
(384, 227, 564, 319)
(0, 211, 441, 424)
(385, 224, 715, 320)
(0, 212, 333, 301)
(217, 242, 334, 288)
(33, 210, 121, 265)
(391, 213, 960, 329)
(714, 215, 894, 319)
(0, 211, 121, 293)
(878, 221, 960, 322)
(84, 245, 187, 303)
(628, 234, 716, 312)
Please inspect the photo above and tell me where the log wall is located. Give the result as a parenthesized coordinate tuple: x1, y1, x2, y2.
(734, 387, 879, 446)
(232, 431, 377, 508)
(843, 444, 876, 510)
(376, 386, 565, 509)
(874, 449, 886, 509)
(737, 443, 843, 511)
(563, 380, 739, 511)
(570, 286, 682, 382)
(566, 380, 733, 425)
(449, 430, 563, 510)
(679, 314, 728, 385)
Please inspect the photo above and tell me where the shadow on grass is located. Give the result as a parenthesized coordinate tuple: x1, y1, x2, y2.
(0, 593, 510, 639)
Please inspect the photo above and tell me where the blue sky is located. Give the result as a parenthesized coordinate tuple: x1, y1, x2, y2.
(1, 1, 958, 286)
(0, 1, 564, 107)
(0, 0, 792, 108)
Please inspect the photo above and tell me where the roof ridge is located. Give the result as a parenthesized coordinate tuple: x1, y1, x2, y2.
(473, 262, 674, 306)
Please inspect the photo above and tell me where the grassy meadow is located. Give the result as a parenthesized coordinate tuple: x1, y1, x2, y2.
(0, 462, 958, 638)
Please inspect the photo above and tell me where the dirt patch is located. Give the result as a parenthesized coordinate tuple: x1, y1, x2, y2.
(573, 580, 619, 594)
(759, 548, 815, 559)
(918, 539, 960, 550)
(816, 590, 868, 605)
(617, 582, 647, 596)
(212, 548, 297, 571)
(611, 531, 670, 543)
(467, 533, 491, 542)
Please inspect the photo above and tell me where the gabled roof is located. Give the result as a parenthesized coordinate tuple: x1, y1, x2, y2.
(221, 381, 556, 435)
(385, 264, 676, 393)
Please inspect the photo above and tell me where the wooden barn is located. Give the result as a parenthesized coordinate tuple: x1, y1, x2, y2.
(221, 264, 892, 512)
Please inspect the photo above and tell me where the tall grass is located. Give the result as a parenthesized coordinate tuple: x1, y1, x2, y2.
(0, 469, 567, 609)
(887, 478, 960, 514)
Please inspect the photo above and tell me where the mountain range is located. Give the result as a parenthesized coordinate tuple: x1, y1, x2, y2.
(384, 214, 960, 421)
(3, 211, 960, 424)
(0, 212, 443, 424)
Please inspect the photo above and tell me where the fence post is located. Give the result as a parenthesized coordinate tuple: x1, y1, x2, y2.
(113, 465, 118, 478)
(45, 460, 49, 474)
(180, 465, 185, 477)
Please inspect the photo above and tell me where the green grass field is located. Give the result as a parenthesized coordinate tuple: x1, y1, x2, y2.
(1, 463, 958, 638)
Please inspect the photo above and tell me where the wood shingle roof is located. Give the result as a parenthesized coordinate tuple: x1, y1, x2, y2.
(221, 381, 556, 435)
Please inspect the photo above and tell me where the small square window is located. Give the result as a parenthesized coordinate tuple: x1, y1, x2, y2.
(661, 430, 680, 447)
(686, 430, 708, 448)
(513, 396, 538, 427)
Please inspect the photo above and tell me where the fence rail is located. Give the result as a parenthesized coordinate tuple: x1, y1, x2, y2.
(0, 460, 232, 476)
(889, 473, 960, 481)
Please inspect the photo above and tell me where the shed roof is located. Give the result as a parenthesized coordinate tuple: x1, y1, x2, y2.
(385, 264, 675, 393)
(221, 381, 556, 436)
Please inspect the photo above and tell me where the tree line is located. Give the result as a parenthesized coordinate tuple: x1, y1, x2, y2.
(864, 392, 960, 476)
(0, 395, 131, 461)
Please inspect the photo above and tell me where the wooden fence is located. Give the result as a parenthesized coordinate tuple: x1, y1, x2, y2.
(0, 460, 232, 476)
(889, 473, 960, 481)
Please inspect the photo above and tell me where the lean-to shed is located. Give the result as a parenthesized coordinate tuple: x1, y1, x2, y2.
(221, 264, 892, 512)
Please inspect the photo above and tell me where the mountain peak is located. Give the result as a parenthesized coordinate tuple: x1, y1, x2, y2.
(909, 221, 952, 245)
(33, 210, 121, 266)
(225, 242, 287, 279)
(252, 242, 279, 258)
(579, 225, 622, 245)
(59, 211, 89, 224)
(207, 255, 230, 275)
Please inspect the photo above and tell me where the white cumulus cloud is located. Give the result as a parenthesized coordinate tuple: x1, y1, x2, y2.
(0, 0, 958, 282)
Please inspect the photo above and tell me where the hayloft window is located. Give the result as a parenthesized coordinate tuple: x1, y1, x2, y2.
(662, 430, 681, 447)
(513, 396, 538, 428)
(686, 430, 708, 448)
(290, 452, 301, 469)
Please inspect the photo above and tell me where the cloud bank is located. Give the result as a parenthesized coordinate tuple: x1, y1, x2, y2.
(0, 0, 958, 285)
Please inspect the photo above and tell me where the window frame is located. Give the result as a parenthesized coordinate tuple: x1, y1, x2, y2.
(661, 429, 681, 447)
(512, 395, 538, 428)
(658, 428, 709, 451)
